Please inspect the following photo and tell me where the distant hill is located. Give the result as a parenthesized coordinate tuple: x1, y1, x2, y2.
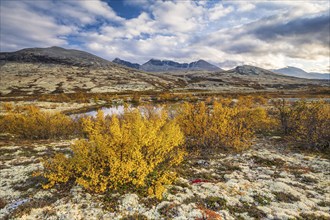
(0, 47, 181, 95)
(112, 58, 140, 69)
(140, 59, 221, 72)
(0, 46, 113, 67)
(232, 65, 282, 76)
(0, 46, 326, 96)
(161, 64, 326, 91)
(112, 58, 221, 72)
(272, 66, 329, 80)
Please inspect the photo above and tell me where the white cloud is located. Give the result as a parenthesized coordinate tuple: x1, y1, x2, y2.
(75, 1, 124, 22)
(0, 0, 329, 73)
(150, 1, 204, 32)
(208, 3, 234, 21)
(0, 1, 74, 51)
(237, 3, 256, 12)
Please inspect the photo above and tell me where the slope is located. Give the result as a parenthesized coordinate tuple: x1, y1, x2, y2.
(0, 47, 182, 95)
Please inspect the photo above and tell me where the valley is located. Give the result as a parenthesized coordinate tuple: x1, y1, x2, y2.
(1, 47, 328, 97)
(0, 47, 329, 220)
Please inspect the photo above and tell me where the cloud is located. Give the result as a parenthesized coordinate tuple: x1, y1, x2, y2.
(150, 1, 204, 33)
(75, 1, 123, 22)
(0, 0, 329, 72)
(0, 1, 74, 51)
(0, 0, 125, 51)
(208, 3, 234, 21)
(252, 14, 329, 44)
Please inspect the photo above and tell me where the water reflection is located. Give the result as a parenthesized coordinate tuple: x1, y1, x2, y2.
(72, 98, 329, 118)
(83, 105, 126, 117)
(74, 105, 165, 118)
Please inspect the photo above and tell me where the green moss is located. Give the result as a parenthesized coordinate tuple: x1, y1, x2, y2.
(217, 161, 242, 173)
(252, 155, 285, 167)
(227, 201, 267, 219)
(0, 198, 7, 209)
(158, 203, 179, 218)
(253, 194, 272, 206)
(102, 193, 119, 212)
(120, 214, 148, 220)
(204, 196, 227, 211)
(300, 176, 318, 184)
(174, 181, 190, 189)
(8, 197, 58, 219)
(167, 186, 181, 195)
(298, 213, 330, 220)
(140, 197, 159, 209)
(273, 192, 300, 203)
(182, 195, 202, 205)
(317, 201, 330, 207)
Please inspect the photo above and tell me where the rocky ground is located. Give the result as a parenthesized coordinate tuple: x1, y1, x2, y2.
(0, 137, 329, 220)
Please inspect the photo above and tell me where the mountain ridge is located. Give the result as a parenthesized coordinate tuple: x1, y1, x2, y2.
(113, 57, 221, 72)
(112, 58, 140, 69)
(0, 46, 327, 96)
(233, 65, 284, 76)
(0, 46, 181, 95)
(0, 46, 114, 68)
(272, 66, 329, 80)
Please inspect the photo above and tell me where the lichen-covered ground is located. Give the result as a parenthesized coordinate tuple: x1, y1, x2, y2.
(0, 137, 329, 220)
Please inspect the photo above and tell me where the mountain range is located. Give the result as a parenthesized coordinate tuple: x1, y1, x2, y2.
(113, 57, 328, 80)
(0, 47, 181, 95)
(272, 66, 329, 80)
(0, 46, 327, 96)
(112, 58, 221, 72)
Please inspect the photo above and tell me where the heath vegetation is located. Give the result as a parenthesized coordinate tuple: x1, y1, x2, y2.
(272, 99, 330, 150)
(39, 108, 185, 199)
(0, 96, 329, 200)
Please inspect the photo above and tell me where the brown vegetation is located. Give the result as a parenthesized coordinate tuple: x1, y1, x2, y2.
(272, 99, 330, 150)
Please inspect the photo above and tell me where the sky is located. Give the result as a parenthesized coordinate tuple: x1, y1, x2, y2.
(0, 0, 329, 73)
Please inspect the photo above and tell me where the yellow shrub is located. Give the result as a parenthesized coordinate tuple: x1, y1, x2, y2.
(158, 92, 175, 101)
(289, 101, 330, 148)
(273, 100, 330, 149)
(0, 104, 76, 139)
(237, 95, 254, 108)
(252, 95, 268, 106)
(131, 93, 141, 105)
(176, 102, 209, 148)
(176, 101, 256, 151)
(42, 154, 73, 189)
(212, 102, 254, 151)
(41, 108, 185, 199)
(271, 99, 291, 134)
(243, 107, 277, 134)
